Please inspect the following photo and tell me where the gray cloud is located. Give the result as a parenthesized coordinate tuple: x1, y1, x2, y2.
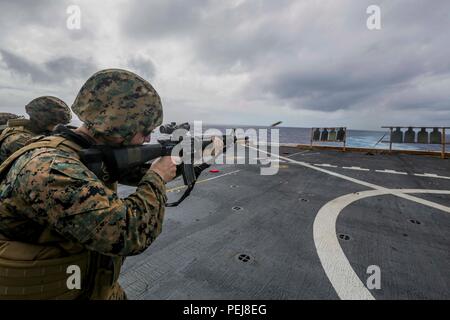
(121, 0, 450, 119)
(127, 55, 156, 80)
(122, 0, 208, 39)
(0, 0, 68, 29)
(0, 0, 94, 45)
(45, 56, 97, 81)
(0, 0, 449, 129)
(0, 50, 97, 84)
(122, 0, 293, 71)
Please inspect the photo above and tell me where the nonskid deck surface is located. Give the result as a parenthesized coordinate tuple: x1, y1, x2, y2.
(117, 145, 450, 300)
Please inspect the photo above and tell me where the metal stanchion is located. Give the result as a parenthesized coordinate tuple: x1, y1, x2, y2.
(389, 127, 393, 153)
(443, 128, 446, 159)
(343, 128, 347, 152)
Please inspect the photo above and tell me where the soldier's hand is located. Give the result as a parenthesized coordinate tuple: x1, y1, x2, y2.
(150, 156, 178, 183)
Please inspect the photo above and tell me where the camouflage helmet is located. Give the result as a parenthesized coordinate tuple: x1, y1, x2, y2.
(72, 69, 163, 144)
(0, 112, 22, 125)
(25, 96, 72, 128)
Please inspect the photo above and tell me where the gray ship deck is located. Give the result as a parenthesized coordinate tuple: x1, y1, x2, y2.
(117, 145, 450, 300)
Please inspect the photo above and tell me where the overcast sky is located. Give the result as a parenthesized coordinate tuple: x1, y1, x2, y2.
(0, 0, 449, 130)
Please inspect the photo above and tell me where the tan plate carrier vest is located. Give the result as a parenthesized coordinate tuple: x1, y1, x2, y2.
(0, 119, 34, 147)
(0, 136, 123, 300)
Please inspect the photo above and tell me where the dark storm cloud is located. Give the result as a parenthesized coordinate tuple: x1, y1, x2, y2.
(0, 49, 97, 84)
(122, 0, 207, 38)
(46, 56, 97, 81)
(122, 0, 293, 71)
(122, 0, 450, 114)
(256, 44, 444, 112)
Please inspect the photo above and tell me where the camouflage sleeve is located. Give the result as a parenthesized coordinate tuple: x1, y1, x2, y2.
(0, 131, 32, 162)
(16, 149, 167, 256)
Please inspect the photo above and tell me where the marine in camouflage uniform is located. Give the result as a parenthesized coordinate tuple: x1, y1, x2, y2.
(0, 113, 22, 142)
(0, 69, 169, 300)
(0, 113, 22, 129)
(0, 97, 71, 163)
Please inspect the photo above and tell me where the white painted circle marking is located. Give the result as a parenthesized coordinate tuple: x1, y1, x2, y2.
(313, 189, 450, 300)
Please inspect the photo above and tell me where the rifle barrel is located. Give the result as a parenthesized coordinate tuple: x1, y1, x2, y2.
(113, 144, 164, 170)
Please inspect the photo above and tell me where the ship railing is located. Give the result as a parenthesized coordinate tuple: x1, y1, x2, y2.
(381, 126, 450, 159)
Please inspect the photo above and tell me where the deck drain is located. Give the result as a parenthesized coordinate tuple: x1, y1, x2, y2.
(409, 219, 421, 225)
(236, 254, 253, 263)
(299, 198, 309, 202)
(338, 234, 351, 241)
(232, 206, 243, 211)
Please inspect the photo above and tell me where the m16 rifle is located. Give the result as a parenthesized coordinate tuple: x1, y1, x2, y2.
(78, 122, 236, 207)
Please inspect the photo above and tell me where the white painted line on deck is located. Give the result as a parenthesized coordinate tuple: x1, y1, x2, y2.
(199, 169, 242, 183)
(248, 145, 450, 299)
(301, 152, 321, 156)
(253, 157, 287, 163)
(375, 169, 408, 175)
(167, 169, 241, 192)
(251, 146, 450, 207)
(313, 189, 450, 300)
(315, 164, 338, 168)
(250, 146, 390, 190)
(285, 150, 311, 158)
(249, 145, 450, 213)
(269, 159, 287, 163)
(414, 173, 450, 180)
(246, 144, 448, 182)
(251, 145, 450, 215)
(342, 166, 370, 172)
(416, 173, 439, 177)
